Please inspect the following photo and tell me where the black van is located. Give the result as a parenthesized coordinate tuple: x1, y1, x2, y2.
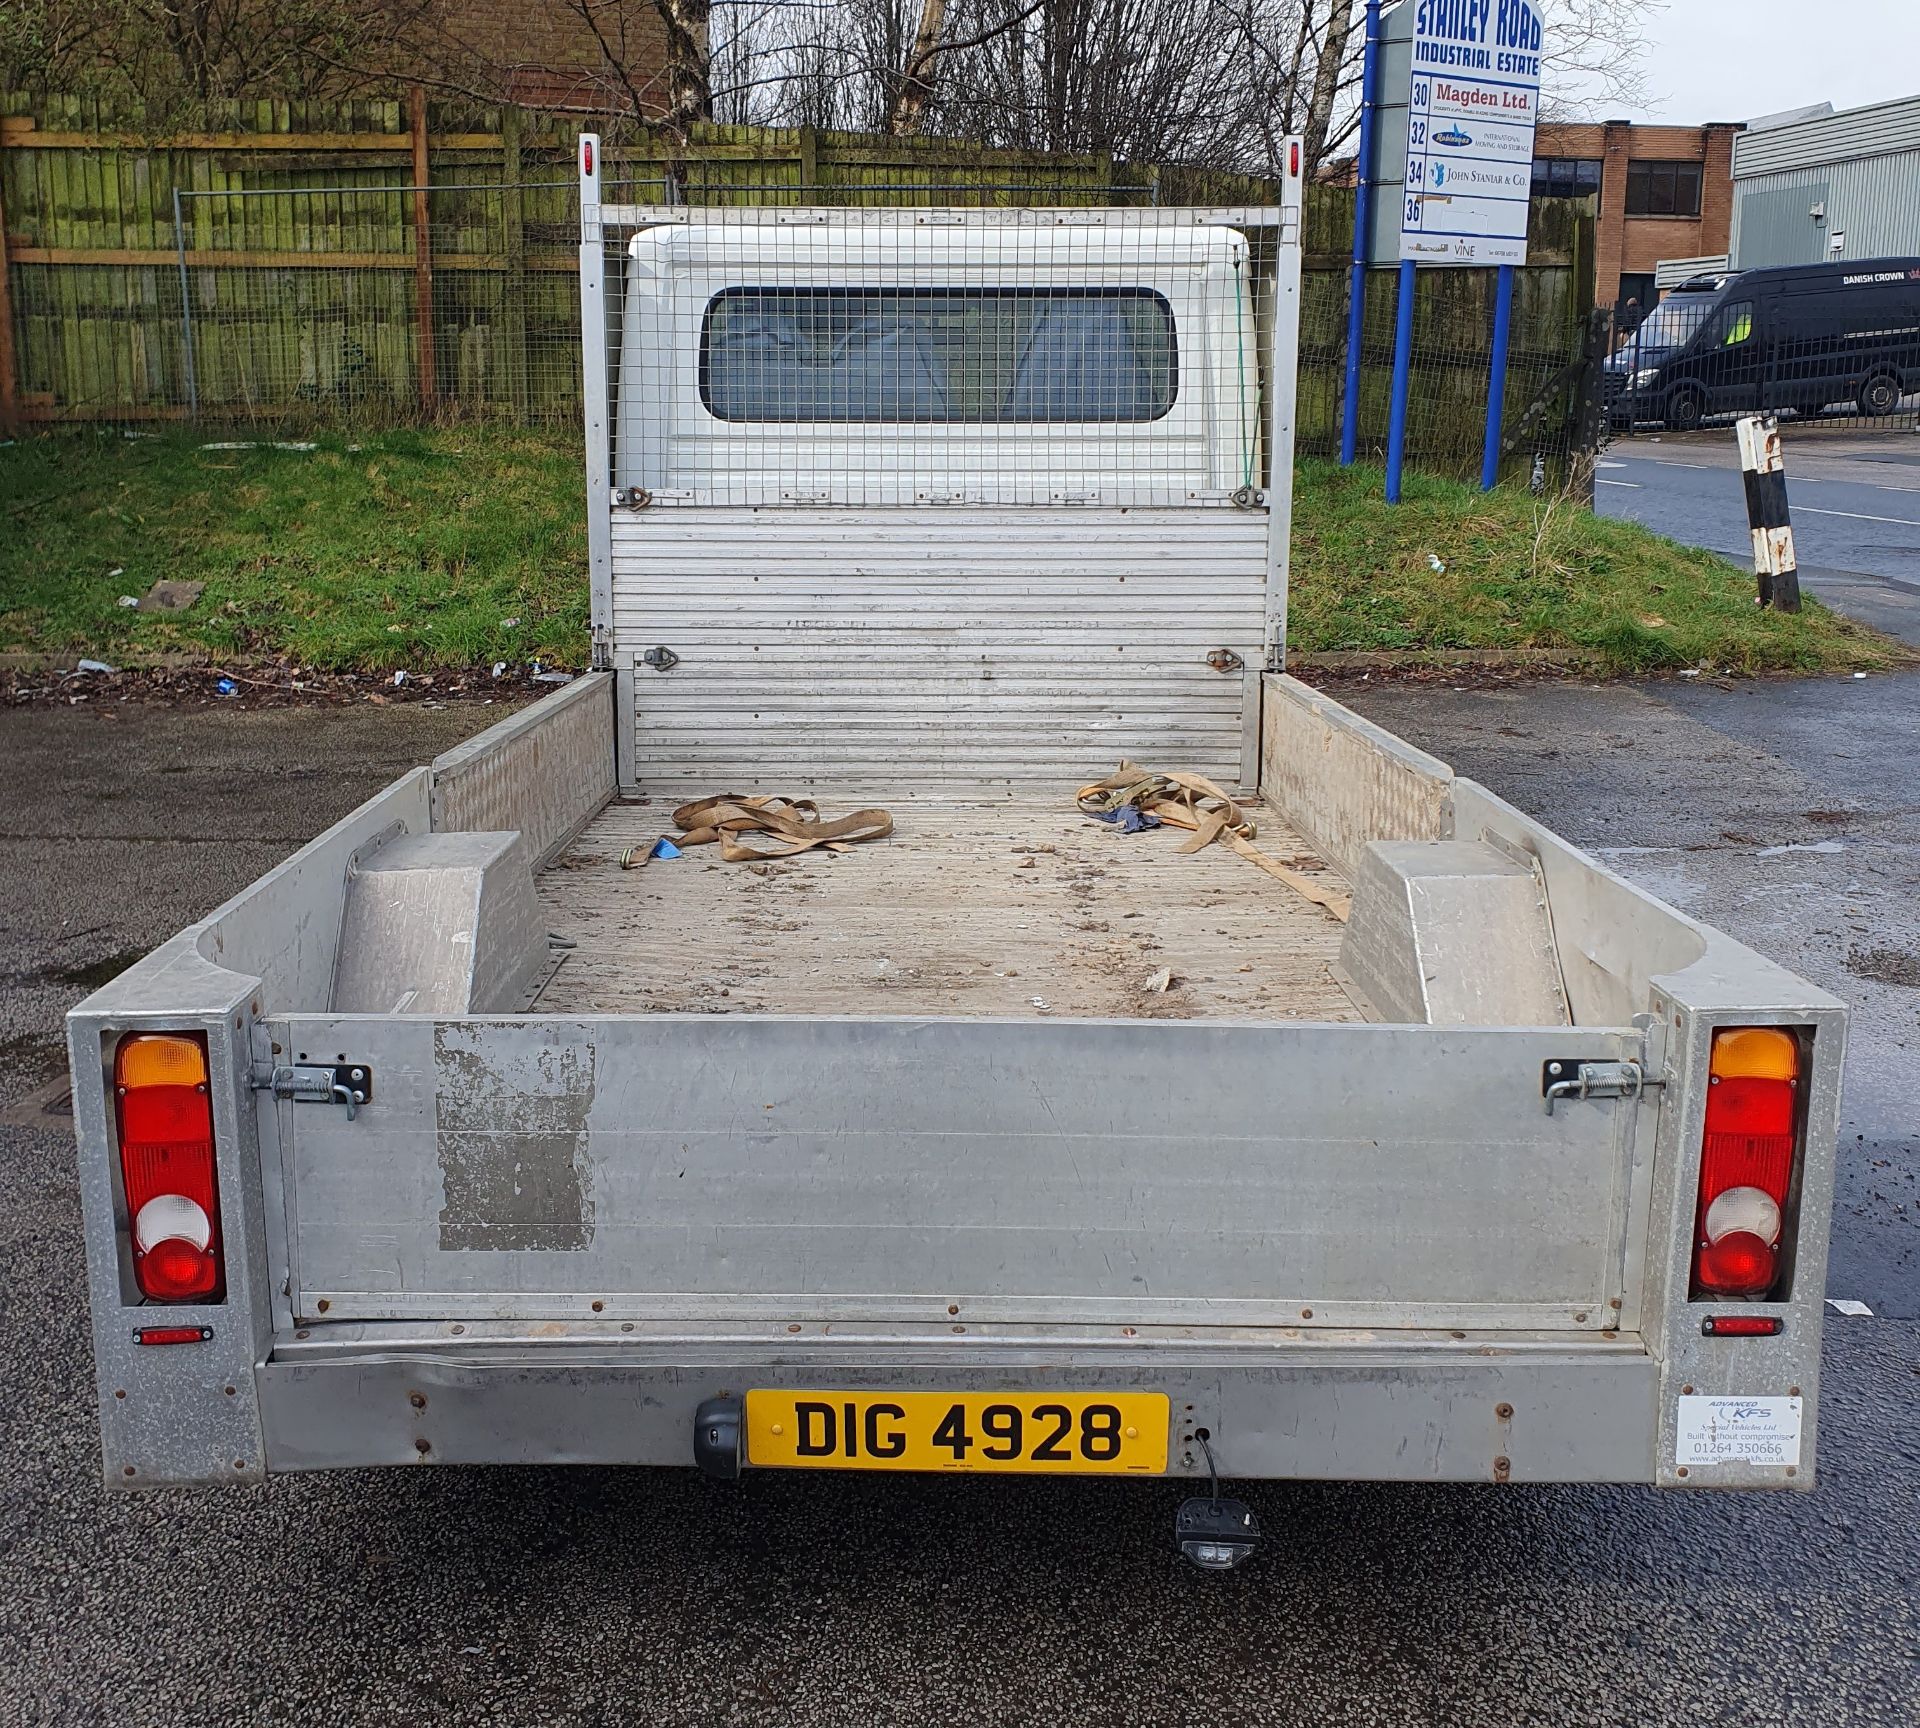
(1605, 258, 1920, 431)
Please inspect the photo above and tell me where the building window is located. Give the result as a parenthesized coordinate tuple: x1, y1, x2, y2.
(1531, 158, 1603, 201)
(1625, 160, 1703, 218)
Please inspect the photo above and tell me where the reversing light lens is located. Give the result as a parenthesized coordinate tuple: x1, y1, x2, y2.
(1702, 1185, 1782, 1249)
(133, 1193, 212, 1254)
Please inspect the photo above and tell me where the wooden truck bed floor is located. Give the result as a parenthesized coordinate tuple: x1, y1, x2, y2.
(532, 796, 1369, 1022)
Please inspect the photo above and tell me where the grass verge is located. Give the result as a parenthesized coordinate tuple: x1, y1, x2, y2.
(1, 427, 585, 672)
(1291, 460, 1901, 675)
(2, 432, 1903, 678)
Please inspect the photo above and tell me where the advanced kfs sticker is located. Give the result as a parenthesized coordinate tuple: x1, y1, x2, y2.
(1676, 1395, 1803, 1467)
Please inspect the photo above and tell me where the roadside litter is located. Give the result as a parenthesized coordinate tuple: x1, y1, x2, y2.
(1076, 762, 1351, 922)
(618, 837, 683, 870)
(1085, 804, 1162, 833)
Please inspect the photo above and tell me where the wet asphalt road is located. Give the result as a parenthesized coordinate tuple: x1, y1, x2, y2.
(1597, 429, 1920, 646)
(1, 692, 1915, 1726)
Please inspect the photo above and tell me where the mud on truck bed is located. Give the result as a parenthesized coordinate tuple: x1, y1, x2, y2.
(536, 795, 1366, 1022)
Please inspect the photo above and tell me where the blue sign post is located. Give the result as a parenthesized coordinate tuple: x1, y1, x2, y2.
(1340, 0, 1386, 468)
(1385, 259, 1418, 503)
(1481, 262, 1516, 490)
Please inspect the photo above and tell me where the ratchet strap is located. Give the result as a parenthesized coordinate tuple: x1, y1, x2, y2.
(1076, 763, 1351, 922)
(667, 793, 894, 862)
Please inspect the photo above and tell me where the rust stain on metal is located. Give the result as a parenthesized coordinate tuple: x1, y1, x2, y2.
(435, 1024, 596, 1250)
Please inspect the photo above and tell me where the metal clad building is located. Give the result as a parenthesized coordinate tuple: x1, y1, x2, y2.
(1731, 95, 1920, 269)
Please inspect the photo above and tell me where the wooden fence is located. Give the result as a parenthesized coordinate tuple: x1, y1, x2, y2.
(0, 90, 1594, 476)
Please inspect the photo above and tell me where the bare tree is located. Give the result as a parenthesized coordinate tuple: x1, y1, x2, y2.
(3, 0, 1657, 176)
(1299, 0, 1352, 165)
(887, 0, 948, 134)
(654, 0, 713, 131)
(2, 0, 447, 102)
(1534, 0, 1657, 119)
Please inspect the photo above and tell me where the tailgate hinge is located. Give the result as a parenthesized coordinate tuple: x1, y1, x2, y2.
(254, 1062, 372, 1121)
(1542, 1059, 1661, 1116)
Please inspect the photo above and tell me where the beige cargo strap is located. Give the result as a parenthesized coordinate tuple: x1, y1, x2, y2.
(1076, 762, 1351, 922)
(663, 793, 894, 863)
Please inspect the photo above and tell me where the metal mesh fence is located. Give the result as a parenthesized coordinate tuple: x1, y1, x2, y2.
(594, 197, 1291, 508)
(1295, 264, 1596, 487)
(5, 173, 1599, 489)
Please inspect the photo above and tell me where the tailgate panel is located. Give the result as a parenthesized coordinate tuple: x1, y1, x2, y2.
(276, 1015, 1648, 1328)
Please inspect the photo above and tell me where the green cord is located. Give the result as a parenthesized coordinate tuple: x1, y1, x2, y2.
(1233, 260, 1256, 489)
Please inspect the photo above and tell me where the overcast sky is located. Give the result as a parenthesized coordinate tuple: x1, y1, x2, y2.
(1633, 0, 1917, 126)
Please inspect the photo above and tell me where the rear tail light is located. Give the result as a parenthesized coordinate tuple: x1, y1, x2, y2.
(114, 1033, 224, 1303)
(1701, 1315, 1782, 1338)
(135, 1325, 214, 1346)
(1691, 1028, 1799, 1301)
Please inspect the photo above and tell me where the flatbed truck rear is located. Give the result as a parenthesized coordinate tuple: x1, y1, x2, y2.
(70, 136, 1840, 1511)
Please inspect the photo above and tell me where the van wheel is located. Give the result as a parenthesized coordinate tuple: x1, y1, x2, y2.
(1665, 386, 1706, 432)
(1857, 373, 1902, 417)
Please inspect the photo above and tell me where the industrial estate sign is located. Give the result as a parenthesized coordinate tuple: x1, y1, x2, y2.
(1397, 1, 1544, 267)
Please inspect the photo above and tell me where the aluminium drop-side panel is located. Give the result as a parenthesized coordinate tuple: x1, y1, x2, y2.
(612, 506, 1267, 793)
(278, 1014, 1647, 1329)
(430, 673, 615, 866)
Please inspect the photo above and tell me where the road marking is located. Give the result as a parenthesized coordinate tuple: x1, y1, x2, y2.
(1596, 479, 1641, 488)
(1797, 504, 1920, 528)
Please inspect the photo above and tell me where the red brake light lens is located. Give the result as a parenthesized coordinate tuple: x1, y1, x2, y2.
(1695, 1231, 1776, 1297)
(1690, 1029, 1800, 1302)
(114, 1033, 224, 1304)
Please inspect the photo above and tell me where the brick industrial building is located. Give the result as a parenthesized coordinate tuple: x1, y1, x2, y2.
(1529, 120, 1743, 310)
(429, 1, 676, 110)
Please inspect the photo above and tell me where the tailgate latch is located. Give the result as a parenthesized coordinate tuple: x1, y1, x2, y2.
(263, 1063, 372, 1121)
(1542, 1059, 1659, 1116)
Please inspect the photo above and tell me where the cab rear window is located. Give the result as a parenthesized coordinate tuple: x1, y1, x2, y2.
(699, 287, 1177, 423)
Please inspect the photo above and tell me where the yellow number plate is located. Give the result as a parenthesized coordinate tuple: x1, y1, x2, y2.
(745, 1390, 1169, 1475)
